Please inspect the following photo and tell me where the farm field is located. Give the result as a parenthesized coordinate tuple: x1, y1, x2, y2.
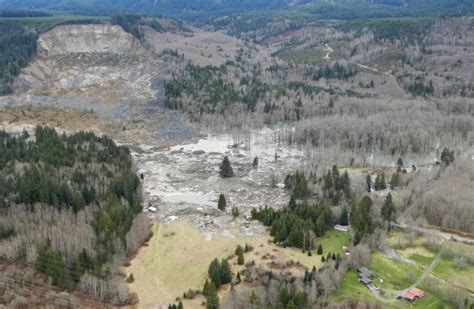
(331, 251, 455, 308)
(333, 229, 474, 308)
(126, 221, 351, 308)
(125, 221, 259, 308)
(387, 229, 474, 290)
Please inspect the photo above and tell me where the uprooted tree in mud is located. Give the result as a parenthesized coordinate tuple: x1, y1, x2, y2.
(219, 156, 234, 178)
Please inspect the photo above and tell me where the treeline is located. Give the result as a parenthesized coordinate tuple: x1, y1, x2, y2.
(0, 9, 52, 18)
(285, 166, 352, 206)
(336, 17, 435, 42)
(351, 196, 375, 245)
(165, 63, 269, 117)
(251, 200, 333, 248)
(0, 22, 38, 95)
(305, 0, 474, 20)
(111, 14, 191, 40)
(305, 63, 358, 81)
(293, 108, 473, 157)
(0, 127, 139, 213)
(407, 78, 434, 97)
(111, 14, 147, 40)
(0, 127, 144, 303)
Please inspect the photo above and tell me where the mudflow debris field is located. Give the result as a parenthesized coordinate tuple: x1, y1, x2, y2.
(133, 126, 305, 237)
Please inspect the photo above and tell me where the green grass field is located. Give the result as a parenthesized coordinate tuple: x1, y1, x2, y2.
(369, 251, 422, 290)
(387, 229, 474, 289)
(319, 228, 351, 256)
(414, 281, 455, 309)
(281, 228, 351, 270)
(332, 271, 375, 302)
(432, 255, 474, 289)
(278, 48, 327, 65)
(331, 250, 456, 308)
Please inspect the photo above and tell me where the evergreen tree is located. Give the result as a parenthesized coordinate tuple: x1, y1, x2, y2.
(206, 281, 219, 309)
(203, 280, 211, 296)
(440, 147, 454, 166)
(178, 301, 184, 309)
(288, 195, 297, 211)
(36, 248, 73, 290)
(351, 196, 374, 244)
(380, 173, 387, 190)
(374, 173, 386, 191)
(323, 170, 333, 191)
(390, 173, 400, 189)
(220, 259, 232, 284)
(366, 174, 371, 193)
(340, 207, 349, 226)
(381, 193, 396, 222)
(235, 245, 244, 256)
(397, 157, 404, 172)
(317, 244, 323, 255)
(353, 230, 362, 246)
(217, 194, 226, 211)
(341, 170, 351, 198)
(231, 207, 239, 219)
(235, 245, 245, 265)
(321, 255, 325, 262)
(208, 258, 222, 287)
(219, 156, 234, 177)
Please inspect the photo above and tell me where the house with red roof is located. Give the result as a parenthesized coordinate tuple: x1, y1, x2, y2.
(401, 287, 424, 301)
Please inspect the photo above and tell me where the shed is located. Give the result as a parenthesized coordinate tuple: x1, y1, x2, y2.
(359, 276, 372, 285)
(357, 267, 376, 279)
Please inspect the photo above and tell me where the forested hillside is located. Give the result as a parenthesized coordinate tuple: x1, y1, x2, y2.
(1, 0, 473, 18)
(0, 0, 289, 16)
(0, 22, 38, 95)
(0, 127, 149, 305)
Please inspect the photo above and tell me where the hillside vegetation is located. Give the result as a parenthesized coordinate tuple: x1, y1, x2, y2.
(0, 127, 149, 305)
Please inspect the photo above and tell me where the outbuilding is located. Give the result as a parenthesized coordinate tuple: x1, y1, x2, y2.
(357, 267, 376, 279)
(402, 287, 424, 301)
(359, 276, 372, 286)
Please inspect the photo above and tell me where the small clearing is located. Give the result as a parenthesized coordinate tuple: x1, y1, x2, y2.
(323, 43, 334, 60)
